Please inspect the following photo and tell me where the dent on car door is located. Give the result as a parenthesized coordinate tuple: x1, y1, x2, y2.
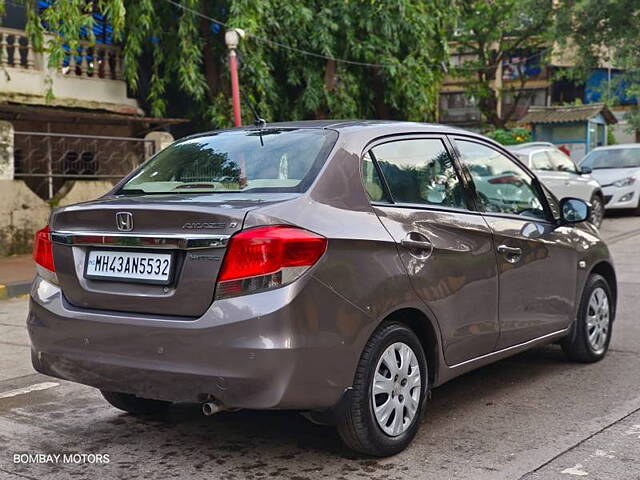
(362, 136, 499, 366)
(454, 138, 578, 349)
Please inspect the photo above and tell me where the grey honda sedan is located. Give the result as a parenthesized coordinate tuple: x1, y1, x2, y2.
(29, 121, 616, 456)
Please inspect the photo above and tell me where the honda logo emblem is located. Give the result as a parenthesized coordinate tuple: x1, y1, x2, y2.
(115, 212, 134, 232)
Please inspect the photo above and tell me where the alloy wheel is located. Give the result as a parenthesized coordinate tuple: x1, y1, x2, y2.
(586, 287, 610, 354)
(371, 342, 421, 437)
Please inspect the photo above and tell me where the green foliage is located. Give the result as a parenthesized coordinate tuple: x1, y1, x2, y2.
(484, 128, 531, 145)
(1, 0, 456, 129)
(452, 0, 555, 128)
(555, 0, 640, 130)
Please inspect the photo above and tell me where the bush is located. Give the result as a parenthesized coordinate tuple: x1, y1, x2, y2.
(485, 128, 531, 145)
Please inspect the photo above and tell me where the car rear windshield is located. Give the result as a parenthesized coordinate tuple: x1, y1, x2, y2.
(120, 128, 338, 194)
(581, 148, 640, 169)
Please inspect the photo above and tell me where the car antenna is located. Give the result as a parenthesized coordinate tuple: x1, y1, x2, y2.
(241, 91, 267, 128)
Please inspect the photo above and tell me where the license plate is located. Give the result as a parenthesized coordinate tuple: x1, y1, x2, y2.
(85, 250, 173, 284)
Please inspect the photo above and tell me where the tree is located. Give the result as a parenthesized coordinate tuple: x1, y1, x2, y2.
(0, 0, 456, 129)
(451, 0, 555, 128)
(555, 0, 640, 129)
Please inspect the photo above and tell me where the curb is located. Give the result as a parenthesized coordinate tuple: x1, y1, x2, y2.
(0, 281, 31, 300)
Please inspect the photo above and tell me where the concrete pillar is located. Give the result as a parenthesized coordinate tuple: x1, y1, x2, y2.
(0, 120, 14, 180)
(144, 131, 174, 157)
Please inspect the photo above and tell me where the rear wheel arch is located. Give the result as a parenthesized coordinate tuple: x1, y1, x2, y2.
(378, 308, 440, 387)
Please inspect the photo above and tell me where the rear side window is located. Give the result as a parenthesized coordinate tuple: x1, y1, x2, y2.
(369, 139, 466, 209)
(120, 128, 338, 194)
(361, 152, 389, 202)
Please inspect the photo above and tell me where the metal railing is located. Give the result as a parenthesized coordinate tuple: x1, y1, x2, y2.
(14, 132, 156, 200)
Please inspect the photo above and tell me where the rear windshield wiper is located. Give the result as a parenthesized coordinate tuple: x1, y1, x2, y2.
(173, 183, 218, 190)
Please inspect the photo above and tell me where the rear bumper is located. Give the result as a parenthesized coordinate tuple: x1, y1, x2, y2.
(28, 275, 372, 410)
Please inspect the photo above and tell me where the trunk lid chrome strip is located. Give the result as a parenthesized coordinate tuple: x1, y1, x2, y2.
(51, 231, 229, 250)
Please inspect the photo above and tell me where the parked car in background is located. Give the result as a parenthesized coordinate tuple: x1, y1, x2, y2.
(509, 144, 605, 227)
(580, 144, 640, 214)
(29, 121, 617, 457)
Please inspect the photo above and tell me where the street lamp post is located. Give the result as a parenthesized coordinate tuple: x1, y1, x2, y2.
(225, 28, 245, 127)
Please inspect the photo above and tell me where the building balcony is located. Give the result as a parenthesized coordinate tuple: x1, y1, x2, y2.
(0, 27, 141, 115)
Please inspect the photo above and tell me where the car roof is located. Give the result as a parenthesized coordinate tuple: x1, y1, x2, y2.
(187, 120, 474, 138)
(507, 146, 557, 155)
(589, 143, 640, 152)
(509, 142, 555, 150)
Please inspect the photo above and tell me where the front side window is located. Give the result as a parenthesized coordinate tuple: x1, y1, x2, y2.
(531, 152, 554, 171)
(370, 139, 466, 209)
(548, 150, 577, 173)
(456, 140, 547, 220)
(120, 128, 338, 194)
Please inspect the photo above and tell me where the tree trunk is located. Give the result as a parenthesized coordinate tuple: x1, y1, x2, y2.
(200, 18, 221, 101)
(372, 68, 390, 119)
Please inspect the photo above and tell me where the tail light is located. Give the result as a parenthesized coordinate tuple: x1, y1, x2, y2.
(215, 226, 327, 299)
(33, 226, 55, 273)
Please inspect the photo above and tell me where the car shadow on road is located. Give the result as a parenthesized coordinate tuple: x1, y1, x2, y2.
(80, 344, 585, 463)
(7, 343, 601, 480)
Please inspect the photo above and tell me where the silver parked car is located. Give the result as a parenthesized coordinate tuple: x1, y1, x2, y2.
(509, 144, 605, 227)
(29, 121, 616, 457)
(580, 144, 640, 214)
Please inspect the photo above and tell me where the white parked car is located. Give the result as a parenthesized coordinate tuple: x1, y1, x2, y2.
(579, 144, 640, 214)
(508, 145, 605, 227)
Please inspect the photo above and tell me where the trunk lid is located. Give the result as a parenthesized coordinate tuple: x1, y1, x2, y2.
(50, 193, 297, 317)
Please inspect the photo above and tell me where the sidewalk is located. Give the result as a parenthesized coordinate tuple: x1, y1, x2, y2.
(0, 254, 34, 299)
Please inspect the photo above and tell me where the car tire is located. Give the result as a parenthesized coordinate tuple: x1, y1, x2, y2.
(589, 194, 604, 228)
(101, 390, 172, 415)
(337, 322, 427, 457)
(561, 274, 613, 363)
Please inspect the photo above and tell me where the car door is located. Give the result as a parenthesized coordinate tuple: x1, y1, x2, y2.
(547, 150, 593, 202)
(452, 137, 578, 349)
(363, 135, 500, 366)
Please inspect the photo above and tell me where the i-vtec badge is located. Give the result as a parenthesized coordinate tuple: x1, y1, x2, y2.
(115, 212, 134, 231)
(182, 222, 226, 230)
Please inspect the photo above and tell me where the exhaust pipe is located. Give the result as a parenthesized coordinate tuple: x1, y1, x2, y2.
(202, 400, 224, 416)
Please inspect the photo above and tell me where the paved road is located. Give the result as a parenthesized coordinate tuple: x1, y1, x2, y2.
(1, 214, 640, 480)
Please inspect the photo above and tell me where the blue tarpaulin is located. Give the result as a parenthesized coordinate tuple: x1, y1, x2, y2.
(585, 69, 637, 105)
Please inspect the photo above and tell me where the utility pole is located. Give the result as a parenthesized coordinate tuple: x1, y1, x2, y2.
(225, 28, 245, 127)
(494, 51, 504, 123)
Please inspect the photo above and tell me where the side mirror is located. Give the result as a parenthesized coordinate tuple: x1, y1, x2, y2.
(580, 166, 593, 175)
(560, 197, 590, 224)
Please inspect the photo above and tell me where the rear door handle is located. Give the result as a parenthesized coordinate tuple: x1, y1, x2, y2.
(497, 244, 522, 263)
(401, 233, 433, 259)
(497, 245, 522, 255)
(401, 239, 433, 250)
